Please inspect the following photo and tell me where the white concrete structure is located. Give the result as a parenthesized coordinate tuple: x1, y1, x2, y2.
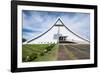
(23, 18, 89, 44)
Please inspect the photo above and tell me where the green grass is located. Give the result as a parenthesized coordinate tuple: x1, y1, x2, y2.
(22, 44, 58, 62)
(34, 45, 58, 61)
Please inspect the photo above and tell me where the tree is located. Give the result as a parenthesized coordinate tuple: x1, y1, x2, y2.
(22, 38, 26, 42)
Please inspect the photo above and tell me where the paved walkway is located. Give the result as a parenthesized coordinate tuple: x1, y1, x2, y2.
(57, 44, 90, 60)
(57, 45, 68, 60)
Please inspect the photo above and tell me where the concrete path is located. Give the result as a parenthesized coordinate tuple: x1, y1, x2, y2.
(57, 44, 90, 60)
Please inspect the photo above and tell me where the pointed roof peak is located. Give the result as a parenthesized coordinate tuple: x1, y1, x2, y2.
(57, 17, 62, 21)
(54, 17, 64, 26)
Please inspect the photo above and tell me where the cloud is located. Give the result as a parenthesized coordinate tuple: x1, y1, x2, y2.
(59, 12, 90, 40)
(22, 10, 90, 40)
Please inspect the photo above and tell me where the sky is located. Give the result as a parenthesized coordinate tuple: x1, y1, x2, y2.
(22, 10, 90, 41)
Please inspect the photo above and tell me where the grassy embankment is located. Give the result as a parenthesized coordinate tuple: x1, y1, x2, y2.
(22, 44, 58, 62)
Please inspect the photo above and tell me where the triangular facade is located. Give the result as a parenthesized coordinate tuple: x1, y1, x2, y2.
(23, 18, 89, 44)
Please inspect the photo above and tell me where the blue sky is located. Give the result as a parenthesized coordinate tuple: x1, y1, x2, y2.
(22, 10, 90, 40)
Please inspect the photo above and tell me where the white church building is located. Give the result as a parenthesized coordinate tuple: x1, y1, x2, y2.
(23, 18, 90, 44)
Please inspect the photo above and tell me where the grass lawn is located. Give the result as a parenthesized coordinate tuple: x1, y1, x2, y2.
(22, 44, 58, 62)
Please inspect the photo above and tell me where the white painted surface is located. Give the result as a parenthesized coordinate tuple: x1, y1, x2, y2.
(17, 3, 93, 68)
